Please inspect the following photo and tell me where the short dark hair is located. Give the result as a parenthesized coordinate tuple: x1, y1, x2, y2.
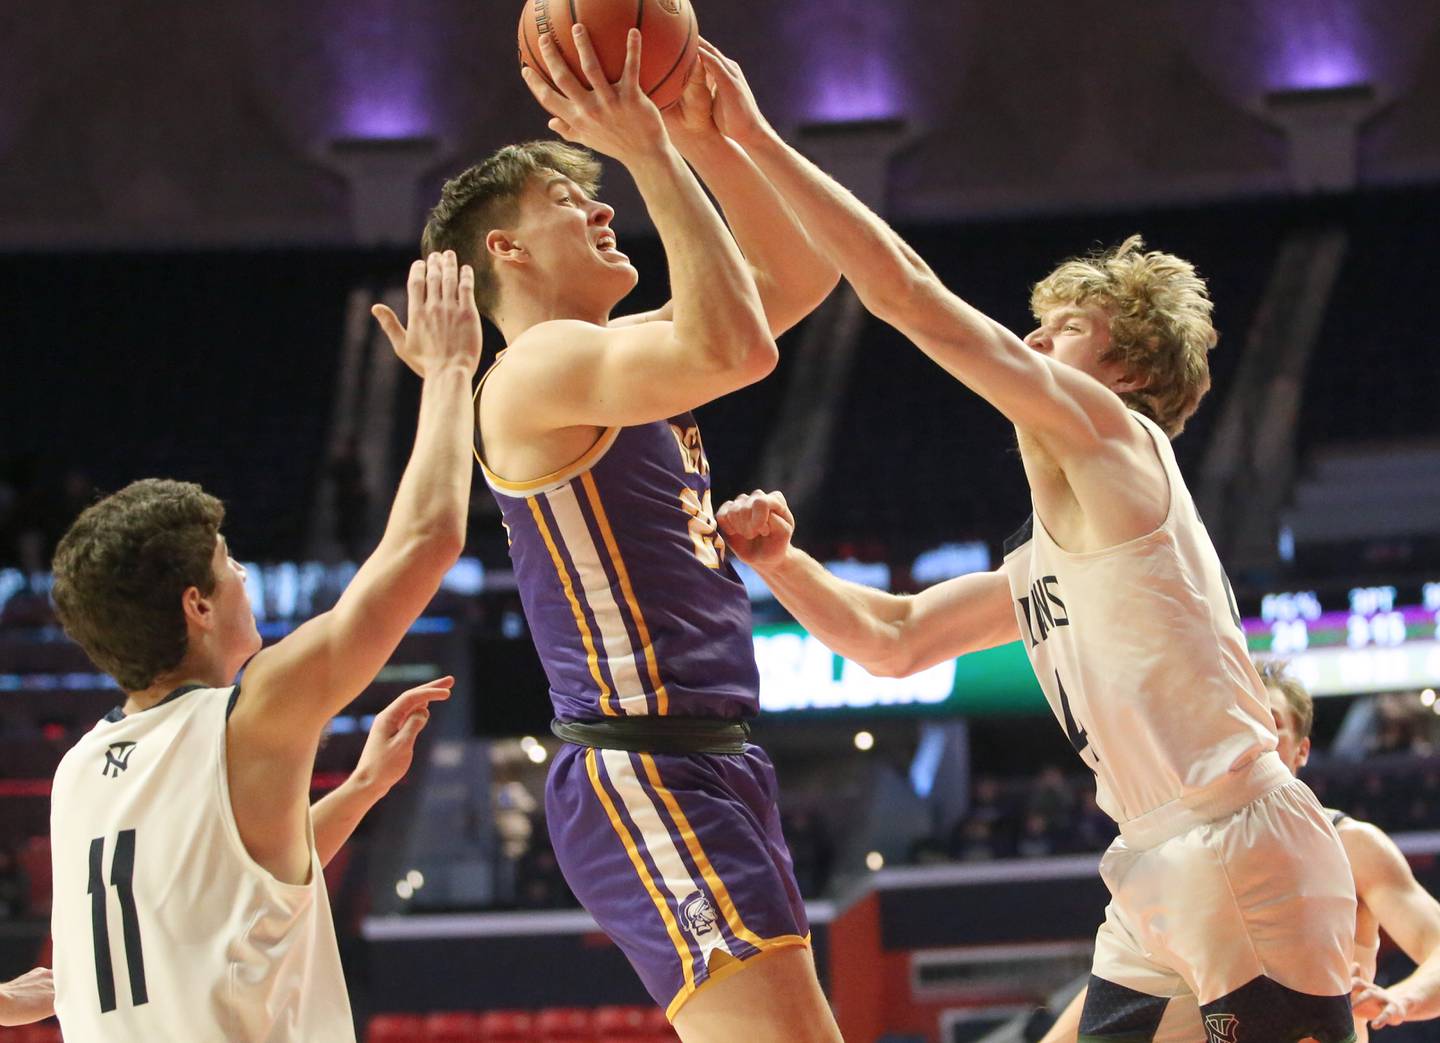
(1255, 658, 1314, 740)
(52, 479, 224, 691)
(421, 141, 602, 319)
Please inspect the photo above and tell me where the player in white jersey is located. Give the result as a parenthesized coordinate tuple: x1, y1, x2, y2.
(1042, 661, 1440, 1042)
(698, 42, 1356, 1042)
(45, 250, 482, 1042)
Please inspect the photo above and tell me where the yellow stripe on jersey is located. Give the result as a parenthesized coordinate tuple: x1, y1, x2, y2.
(472, 368, 622, 495)
(639, 753, 767, 949)
(585, 749, 697, 994)
(580, 472, 673, 716)
(526, 496, 619, 717)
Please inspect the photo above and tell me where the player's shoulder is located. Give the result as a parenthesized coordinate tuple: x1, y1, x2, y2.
(1335, 814, 1410, 882)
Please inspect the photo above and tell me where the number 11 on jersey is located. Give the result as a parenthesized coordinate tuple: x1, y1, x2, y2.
(88, 829, 149, 1013)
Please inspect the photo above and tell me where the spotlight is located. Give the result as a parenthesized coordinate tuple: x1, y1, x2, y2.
(854, 731, 875, 752)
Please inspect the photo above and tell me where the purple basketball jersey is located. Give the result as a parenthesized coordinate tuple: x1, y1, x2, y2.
(477, 373, 759, 723)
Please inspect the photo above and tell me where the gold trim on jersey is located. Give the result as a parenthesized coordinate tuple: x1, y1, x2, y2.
(472, 359, 621, 496)
(544, 484, 653, 716)
(580, 472, 673, 716)
(527, 497, 619, 716)
(585, 749, 697, 995)
(639, 753, 766, 949)
(667, 934, 812, 1021)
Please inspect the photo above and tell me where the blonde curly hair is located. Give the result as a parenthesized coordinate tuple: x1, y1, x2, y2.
(1031, 235, 1217, 437)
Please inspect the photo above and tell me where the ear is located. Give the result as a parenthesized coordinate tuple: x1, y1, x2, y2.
(486, 228, 527, 267)
(1111, 368, 1152, 395)
(180, 585, 214, 633)
(1297, 736, 1312, 770)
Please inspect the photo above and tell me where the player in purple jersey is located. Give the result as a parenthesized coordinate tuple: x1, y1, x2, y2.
(410, 28, 842, 1040)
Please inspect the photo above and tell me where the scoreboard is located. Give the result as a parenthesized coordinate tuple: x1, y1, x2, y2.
(1247, 581, 1440, 699)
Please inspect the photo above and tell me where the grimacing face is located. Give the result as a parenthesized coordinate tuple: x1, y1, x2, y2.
(1024, 303, 1126, 388)
(508, 172, 638, 310)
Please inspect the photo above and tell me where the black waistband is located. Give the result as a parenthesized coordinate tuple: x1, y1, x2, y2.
(550, 716, 751, 755)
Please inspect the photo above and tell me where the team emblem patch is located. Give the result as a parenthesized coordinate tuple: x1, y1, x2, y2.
(103, 741, 138, 777)
(679, 892, 719, 941)
(1204, 1013, 1239, 1043)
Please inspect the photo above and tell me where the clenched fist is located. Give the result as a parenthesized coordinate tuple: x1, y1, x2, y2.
(716, 489, 796, 567)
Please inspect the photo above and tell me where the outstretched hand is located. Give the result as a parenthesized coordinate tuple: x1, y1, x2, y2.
(522, 25, 669, 164)
(716, 490, 796, 567)
(694, 39, 774, 148)
(371, 251, 484, 379)
(349, 676, 453, 795)
(1351, 975, 1411, 1030)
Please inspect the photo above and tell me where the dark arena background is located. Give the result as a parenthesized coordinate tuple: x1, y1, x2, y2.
(4, 2, 1440, 1041)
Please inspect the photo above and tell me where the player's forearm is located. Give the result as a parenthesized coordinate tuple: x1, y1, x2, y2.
(752, 546, 909, 674)
(741, 128, 1009, 356)
(1039, 987, 1085, 1043)
(741, 128, 936, 314)
(625, 146, 776, 374)
(376, 364, 473, 565)
(311, 774, 386, 868)
(678, 134, 839, 336)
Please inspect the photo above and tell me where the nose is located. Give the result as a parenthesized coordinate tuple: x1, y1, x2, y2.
(589, 200, 615, 227)
(1024, 328, 1050, 353)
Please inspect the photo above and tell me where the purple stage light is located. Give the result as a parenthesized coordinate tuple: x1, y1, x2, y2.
(327, 2, 439, 139)
(786, 1, 911, 124)
(809, 56, 906, 123)
(341, 83, 433, 140)
(1263, 0, 1368, 91)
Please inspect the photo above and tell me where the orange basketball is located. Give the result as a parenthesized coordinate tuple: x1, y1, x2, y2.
(518, 0, 700, 110)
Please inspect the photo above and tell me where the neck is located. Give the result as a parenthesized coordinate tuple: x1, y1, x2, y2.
(493, 284, 612, 344)
(123, 658, 231, 714)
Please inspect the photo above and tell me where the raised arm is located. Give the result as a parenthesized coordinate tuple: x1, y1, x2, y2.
(237, 253, 480, 735)
(695, 43, 1136, 459)
(224, 252, 480, 881)
(1347, 821, 1440, 1028)
(493, 28, 776, 433)
(717, 491, 1017, 677)
(615, 53, 840, 337)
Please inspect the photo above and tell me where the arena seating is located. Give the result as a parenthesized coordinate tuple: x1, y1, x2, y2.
(366, 1005, 678, 1042)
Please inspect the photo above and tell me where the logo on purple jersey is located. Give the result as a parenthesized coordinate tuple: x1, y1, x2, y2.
(1203, 1014, 1239, 1043)
(680, 892, 719, 941)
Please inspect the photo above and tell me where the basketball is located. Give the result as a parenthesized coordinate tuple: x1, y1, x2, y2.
(518, 0, 700, 110)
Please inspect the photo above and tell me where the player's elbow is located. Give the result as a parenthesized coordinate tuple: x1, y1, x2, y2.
(864, 269, 936, 328)
(862, 635, 919, 679)
(410, 521, 466, 572)
(704, 332, 778, 384)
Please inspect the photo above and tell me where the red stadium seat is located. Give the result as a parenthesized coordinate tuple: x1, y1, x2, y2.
(593, 1004, 649, 1035)
(15, 1025, 63, 1043)
(18, 835, 51, 916)
(423, 1011, 481, 1042)
(366, 1013, 425, 1042)
(476, 1009, 535, 1042)
(535, 1006, 593, 1039)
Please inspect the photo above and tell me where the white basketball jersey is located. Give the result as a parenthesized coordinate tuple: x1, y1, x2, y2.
(50, 684, 356, 1042)
(1001, 412, 1277, 825)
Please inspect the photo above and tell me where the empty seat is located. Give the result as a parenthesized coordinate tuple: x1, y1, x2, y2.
(535, 1006, 592, 1040)
(366, 1013, 425, 1043)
